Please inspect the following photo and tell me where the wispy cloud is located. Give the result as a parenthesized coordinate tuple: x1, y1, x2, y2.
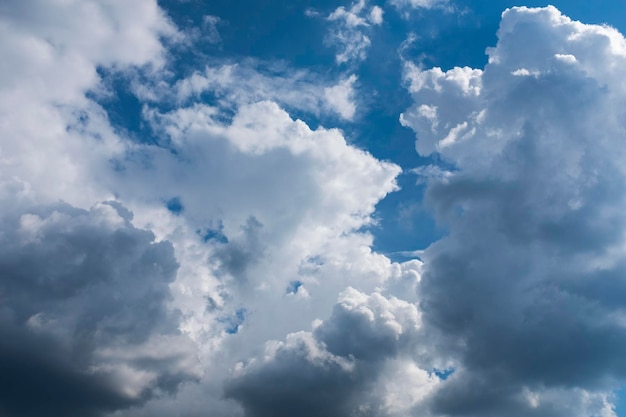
(322, 0, 384, 65)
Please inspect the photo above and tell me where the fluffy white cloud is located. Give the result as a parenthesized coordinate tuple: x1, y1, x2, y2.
(0, 0, 177, 208)
(401, 5, 626, 416)
(98, 97, 422, 415)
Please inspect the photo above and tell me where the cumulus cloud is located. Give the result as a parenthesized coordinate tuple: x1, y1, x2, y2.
(401, 5, 626, 415)
(0, 201, 198, 417)
(225, 287, 429, 417)
(113, 97, 403, 356)
(0, 0, 177, 208)
(96, 95, 419, 416)
(0, 1, 202, 415)
(16, 0, 626, 416)
(324, 0, 384, 65)
(0, 1, 409, 416)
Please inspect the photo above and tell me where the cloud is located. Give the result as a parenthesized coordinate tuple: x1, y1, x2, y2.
(0, 201, 198, 417)
(388, 0, 451, 18)
(0, 0, 410, 414)
(225, 287, 428, 417)
(0, 0, 178, 209)
(202, 15, 222, 44)
(173, 62, 359, 120)
(324, 74, 359, 120)
(0, 1, 202, 415)
(401, 5, 626, 416)
(97, 71, 406, 416)
(324, 0, 384, 65)
(389, 0, 448, 11)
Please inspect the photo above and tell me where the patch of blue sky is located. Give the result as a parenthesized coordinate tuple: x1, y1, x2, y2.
(198, 222, 229, 244)
(286, 280, 304, 295)
(220, 308, 247, 335)
(616, 389, 626, 416)
(166, 197, 184, 215)
(432, 367, 455, 380)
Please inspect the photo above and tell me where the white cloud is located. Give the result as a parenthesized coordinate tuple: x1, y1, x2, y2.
(99, 95, 431, 416)
(324, 74, 358, 120)
(173, 62, 360, 120)
(370, 6, 385, 24)
(324, 0, 384, 64)
(0, 0, 178, 208)
(202, 15, 222, 44)
(401, 5, 626, 416)
(389, 0, 449, 13)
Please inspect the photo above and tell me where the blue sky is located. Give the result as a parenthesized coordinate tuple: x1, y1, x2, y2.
(2, 0, 626, 416)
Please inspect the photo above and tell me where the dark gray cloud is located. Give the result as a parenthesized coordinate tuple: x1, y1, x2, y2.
(0, 201, 197, 417)
(401, 5, 626, 416)
(0, 324, 137, 417)
(225, 289, 421, 417)
(225, 333, 362, 417)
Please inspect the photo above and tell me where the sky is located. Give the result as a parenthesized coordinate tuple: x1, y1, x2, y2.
(2, 0, 626, 416)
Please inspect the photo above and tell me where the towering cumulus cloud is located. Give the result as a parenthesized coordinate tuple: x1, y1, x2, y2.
(401, 6, 626, 416)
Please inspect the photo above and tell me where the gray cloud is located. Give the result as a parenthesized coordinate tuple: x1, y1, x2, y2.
(225, 288, 422, 417)
(0, 325, 137, 417)
(225, 333, 361, 417)
(401, 5, 626, 416)
(0, 201, 198, 417)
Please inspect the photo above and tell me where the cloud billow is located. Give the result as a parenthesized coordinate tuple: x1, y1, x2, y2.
(0, 201, 199, 417)
(225, 288, 423, 417)
(401, 5, 626, 416)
